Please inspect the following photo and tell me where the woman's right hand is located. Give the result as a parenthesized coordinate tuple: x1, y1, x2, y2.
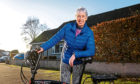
(37, 47, 44, 53)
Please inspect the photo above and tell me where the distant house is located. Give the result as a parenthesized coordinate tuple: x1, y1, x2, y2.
(2, 51, 10, 56)
(30, 4, 140, 60)
(0, 50, 10, 57)
(0, 49, 4, 57)
(30, 26, 65, 60)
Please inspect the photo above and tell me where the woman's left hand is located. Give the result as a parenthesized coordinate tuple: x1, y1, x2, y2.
(69, 54, 75, 67)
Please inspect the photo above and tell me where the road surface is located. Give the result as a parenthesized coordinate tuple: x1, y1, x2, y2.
(0, 63, 60, 84)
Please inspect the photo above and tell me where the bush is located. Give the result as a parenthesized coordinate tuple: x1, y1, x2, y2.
(91, 15, 140, 63)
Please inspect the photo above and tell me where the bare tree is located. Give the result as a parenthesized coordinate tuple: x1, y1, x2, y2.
(21, 16, 47, 43)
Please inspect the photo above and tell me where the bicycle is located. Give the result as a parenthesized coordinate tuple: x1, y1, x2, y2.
(20, 49, 93, 84)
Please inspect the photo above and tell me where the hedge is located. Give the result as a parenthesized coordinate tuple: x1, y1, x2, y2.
(91, 15, 140, 63)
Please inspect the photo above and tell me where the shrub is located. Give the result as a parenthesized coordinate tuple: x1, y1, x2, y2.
(91, 15, 140, 63)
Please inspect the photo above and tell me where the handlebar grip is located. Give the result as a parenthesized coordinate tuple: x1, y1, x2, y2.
(36, 46, 41, 51)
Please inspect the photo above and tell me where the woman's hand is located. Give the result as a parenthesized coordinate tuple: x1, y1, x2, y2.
(37, 47, 44, 53)
(69, 54, 75, 67)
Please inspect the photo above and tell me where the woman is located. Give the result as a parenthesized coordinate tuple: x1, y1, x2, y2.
(38, 7, 95, 84)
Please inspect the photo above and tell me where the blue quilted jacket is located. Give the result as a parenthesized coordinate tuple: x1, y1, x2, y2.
(40, 22, 95, 65)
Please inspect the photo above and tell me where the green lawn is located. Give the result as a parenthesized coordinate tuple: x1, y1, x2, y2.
(9, 64, 140, 84)
(39, 69, 140, 84)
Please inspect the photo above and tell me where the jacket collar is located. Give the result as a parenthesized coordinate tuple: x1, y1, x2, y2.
(71, 22, 88, 34)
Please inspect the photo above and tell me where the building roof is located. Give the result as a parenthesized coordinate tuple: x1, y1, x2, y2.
(31, 21, 73, 44)
(31, 28, 59, 44)
(31, 4, 140, 44)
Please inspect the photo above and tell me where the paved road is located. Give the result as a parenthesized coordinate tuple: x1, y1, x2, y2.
(0, 63, 49, 84)
(0, 63, 29, 84)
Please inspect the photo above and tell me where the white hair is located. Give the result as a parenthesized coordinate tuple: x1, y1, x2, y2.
(76, 7, 88, 16)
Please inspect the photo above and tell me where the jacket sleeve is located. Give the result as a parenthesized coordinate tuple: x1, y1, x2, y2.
(40, 24, 67, 51)
(75, 31, 95, 58)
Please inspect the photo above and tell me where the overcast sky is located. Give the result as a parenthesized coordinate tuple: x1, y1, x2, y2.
(0, 0, 139, 52)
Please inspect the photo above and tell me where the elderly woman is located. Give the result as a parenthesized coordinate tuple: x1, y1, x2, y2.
(38, 7, 95, 84)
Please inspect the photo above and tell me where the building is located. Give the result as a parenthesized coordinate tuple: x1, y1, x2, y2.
(30, 26, 65, 60)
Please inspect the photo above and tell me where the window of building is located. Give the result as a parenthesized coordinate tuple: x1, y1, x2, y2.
(52, 43, 63, 54)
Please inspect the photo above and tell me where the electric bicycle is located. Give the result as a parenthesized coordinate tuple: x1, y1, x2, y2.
(20, 49, 93, 84)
